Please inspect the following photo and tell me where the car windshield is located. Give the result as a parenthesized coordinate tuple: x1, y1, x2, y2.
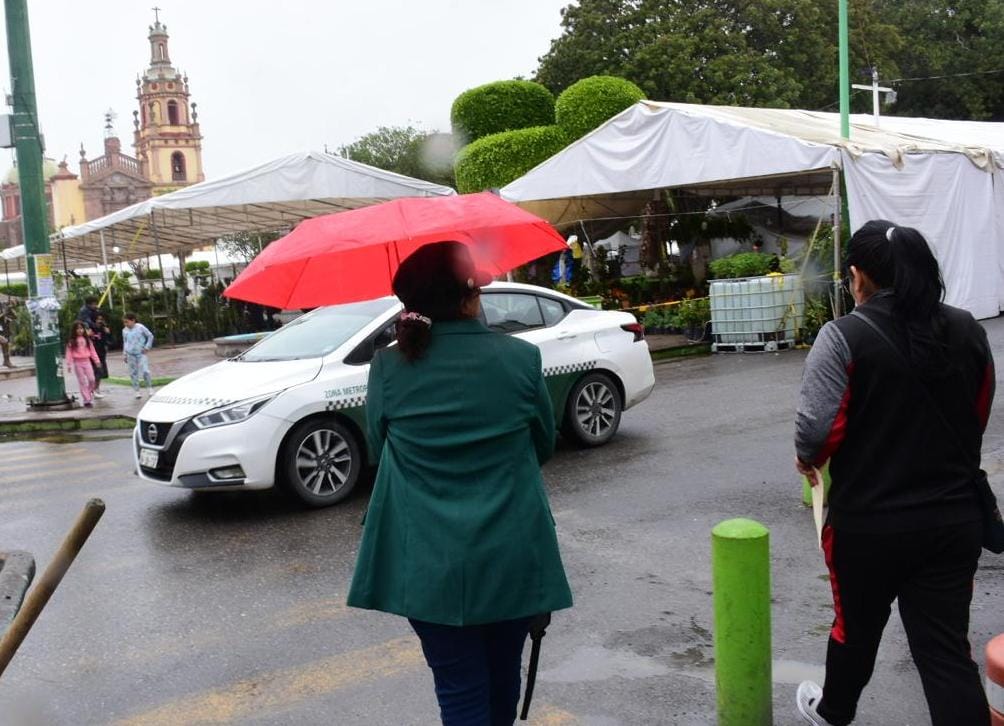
(239, 298, 397, 362)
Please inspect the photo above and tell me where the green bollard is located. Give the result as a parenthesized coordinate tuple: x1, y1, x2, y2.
(801, 462, 832, 507)
(712, 518, 772, 726)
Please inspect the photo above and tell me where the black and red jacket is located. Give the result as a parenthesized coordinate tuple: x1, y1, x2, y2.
(795, 291, 994, 533)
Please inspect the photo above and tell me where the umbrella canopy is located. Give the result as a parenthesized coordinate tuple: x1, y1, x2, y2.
(224, 192, 568, 309)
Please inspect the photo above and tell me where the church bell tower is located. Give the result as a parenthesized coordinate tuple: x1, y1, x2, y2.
(134, 9, 204, 194)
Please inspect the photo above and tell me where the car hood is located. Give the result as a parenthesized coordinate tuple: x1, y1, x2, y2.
(137, 357, 323, 422)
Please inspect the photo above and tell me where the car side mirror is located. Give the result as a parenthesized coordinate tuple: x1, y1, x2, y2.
(374, 324, 396, 350)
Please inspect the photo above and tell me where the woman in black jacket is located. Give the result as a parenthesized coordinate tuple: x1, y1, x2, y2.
(794, 220, 994, 726)
(90, 312, 111, 399)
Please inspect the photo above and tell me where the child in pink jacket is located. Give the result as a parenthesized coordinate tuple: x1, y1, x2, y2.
(66, 320, 100, 407)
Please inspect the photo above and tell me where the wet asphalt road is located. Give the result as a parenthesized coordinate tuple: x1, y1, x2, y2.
(2, 322, 1003, 726)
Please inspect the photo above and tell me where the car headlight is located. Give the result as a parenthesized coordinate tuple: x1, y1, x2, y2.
(192, 395, 275, 430)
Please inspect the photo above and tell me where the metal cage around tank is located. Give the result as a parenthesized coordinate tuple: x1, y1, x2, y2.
(709, 273, 805, 353)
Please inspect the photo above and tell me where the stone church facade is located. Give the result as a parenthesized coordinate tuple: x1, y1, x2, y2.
(0, 12, 204, 249)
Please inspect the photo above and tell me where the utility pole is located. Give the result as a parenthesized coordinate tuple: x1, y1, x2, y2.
(852, 68, 895, 127)
(4, 0, 68, 406)
(838, 0, 850, 140)
(835, 0, 851, 317)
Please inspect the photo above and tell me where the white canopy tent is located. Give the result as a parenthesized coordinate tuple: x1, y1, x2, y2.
(1, 244, 24, 261)
(50, 150, 455, 269)
(501, 101, 1004, 319)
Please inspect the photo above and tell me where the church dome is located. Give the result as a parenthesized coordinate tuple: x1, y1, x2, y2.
(4, 158, 62, 185)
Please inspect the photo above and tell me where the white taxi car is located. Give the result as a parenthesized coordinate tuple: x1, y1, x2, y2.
(134, 282, 655, 507)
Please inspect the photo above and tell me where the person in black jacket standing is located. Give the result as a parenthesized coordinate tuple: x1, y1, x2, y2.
(794, 220, 994, 726)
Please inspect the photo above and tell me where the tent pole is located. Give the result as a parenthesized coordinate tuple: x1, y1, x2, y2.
(60, 237, 70, 296)
(832, 167, 844, 318)
(4, 259, 9, 288)
(150, 212, 165, 286)
(99, 229, 113, 309)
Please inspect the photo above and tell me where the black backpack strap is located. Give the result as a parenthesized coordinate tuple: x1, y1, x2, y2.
(519, 612, 551, 721)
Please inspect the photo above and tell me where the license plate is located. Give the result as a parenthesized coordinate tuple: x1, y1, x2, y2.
(139, 448, 159, 468)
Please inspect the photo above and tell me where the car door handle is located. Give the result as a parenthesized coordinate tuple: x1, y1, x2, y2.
(556, 331, 577, 340)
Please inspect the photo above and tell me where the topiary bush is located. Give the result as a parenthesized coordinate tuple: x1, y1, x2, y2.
(555, 76, 645, 140)
(451, 80, 556, 145)
(454, 125, 569, 193)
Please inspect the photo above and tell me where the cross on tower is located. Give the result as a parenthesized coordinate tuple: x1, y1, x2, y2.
(152, 6, 161, 23)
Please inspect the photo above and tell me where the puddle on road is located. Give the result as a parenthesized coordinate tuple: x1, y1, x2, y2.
(541, 645, 671, 683)
(544, 645, 824, 687)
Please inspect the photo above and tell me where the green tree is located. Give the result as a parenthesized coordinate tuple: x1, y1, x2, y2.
(875, 0, 1004, 120)
(338, 125, 456, 188)
(219, 231, 281, 264)
(534, 0, 905, 111)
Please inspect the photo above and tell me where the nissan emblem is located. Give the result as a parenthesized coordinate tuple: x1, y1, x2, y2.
(147, 424, 159, 444)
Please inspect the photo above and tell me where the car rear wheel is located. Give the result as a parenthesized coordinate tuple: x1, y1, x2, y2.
(561, 372, 622, 447)
(282, 418, 361, 507)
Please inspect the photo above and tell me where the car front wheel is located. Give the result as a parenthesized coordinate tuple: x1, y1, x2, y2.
(561, 372, 622, 447)
(282, 418, 361, 507)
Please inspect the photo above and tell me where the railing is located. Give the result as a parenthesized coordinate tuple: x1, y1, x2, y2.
(82, 154, 142, 178)
(117, 156, 141, 175)
(84, 157, 108, 175)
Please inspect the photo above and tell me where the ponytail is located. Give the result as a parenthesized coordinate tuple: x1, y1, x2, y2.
(396, 312, 432, 363)
(847, 220, 949, 377)
(886, 225, 945, 323)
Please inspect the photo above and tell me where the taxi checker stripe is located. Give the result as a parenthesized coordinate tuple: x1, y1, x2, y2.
(543, 361, 596, 377)
(326, 396, 367, 411)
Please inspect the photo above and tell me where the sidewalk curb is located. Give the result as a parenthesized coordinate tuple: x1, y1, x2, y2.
(0, 415, 135, 435)
(0, 367, 34, 381)
(0, 550, 35, 630)
(651, 343, 713, 363)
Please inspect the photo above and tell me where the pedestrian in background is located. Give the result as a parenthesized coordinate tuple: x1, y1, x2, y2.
(794, 220, 994, 726)
(90, 312, 111, 399)
(122, 313, 155, 399)
(65, 320, 100, 408)
(77, 295, 99, 330)
(0, 298, 15, 368)
(348, 241, 572, 726)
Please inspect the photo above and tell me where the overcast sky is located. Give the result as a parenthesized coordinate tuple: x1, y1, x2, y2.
(0, 0, 572, 179)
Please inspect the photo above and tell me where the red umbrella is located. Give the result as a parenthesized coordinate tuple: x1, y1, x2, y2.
(224, 192, 568, 309)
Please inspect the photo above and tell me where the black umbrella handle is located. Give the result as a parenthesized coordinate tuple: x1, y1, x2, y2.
(520, 612, 551, 721)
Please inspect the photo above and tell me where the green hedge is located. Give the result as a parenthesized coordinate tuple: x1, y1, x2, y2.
(454, 125, 569, 193)
(555, 76, 645, 140)
(709, 251, 795, 279)
(709, 252, 773, 279)
(451, 80, 555, 145)
(0, 283, 28, 298)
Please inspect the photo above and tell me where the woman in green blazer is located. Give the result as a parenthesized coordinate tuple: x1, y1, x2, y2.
(347, 241, 573, 725)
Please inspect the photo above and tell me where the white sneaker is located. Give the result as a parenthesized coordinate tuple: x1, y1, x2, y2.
(796, 681, 829, 725)
(147, 388, 155, 397)
(134, 391, 142, 399)
(93, 391, 105, 399)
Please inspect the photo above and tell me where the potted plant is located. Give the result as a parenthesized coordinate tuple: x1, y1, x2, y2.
(642, 309, 665, 334)
(677, 297, 711, 341)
